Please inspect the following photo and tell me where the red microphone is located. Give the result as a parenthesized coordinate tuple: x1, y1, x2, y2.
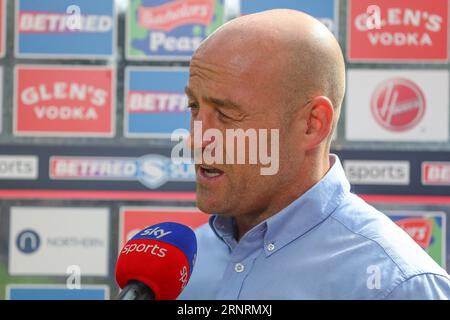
(115, 222, 197, 300)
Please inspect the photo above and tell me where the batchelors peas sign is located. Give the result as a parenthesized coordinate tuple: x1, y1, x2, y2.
(126, 0, 224, 60)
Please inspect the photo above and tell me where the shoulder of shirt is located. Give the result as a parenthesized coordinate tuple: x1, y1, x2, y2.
(328, 193, 449, 295)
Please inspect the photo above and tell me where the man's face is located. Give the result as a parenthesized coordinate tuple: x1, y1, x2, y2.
(186, 44, 297, 218)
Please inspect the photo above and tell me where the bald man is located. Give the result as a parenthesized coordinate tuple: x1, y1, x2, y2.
(178, 9, 450, 300)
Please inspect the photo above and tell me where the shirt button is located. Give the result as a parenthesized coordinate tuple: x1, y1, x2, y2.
(234, 263, 245, 273)
(266, 243, 275, 252)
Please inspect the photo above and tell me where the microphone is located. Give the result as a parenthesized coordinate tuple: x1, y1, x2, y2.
(115, 222, 197, 300)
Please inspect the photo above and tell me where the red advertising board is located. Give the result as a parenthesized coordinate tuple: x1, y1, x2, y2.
(14, 65, 115, 136)
(119, 207, 209, 251)
(348, 0, 449, 62)
(394, 218, 432, 248)
(422, 162, 450, 185)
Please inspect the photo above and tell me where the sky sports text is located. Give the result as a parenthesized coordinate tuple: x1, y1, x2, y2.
(171, 121, 280, 176)
(121, 243, 167, 257)
(140, 226, 173, 239)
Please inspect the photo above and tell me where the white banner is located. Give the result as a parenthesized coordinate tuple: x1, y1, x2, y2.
(9, 207, 109, 276)
(0, 155, 38, 179)
(344, 160, 410, 185)
(346, 70, 449, 142)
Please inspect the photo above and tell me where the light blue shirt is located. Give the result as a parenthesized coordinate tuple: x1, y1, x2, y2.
(179, 155, 450, 300)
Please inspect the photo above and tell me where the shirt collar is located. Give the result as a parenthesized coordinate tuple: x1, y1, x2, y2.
(209, 154, 350, 255)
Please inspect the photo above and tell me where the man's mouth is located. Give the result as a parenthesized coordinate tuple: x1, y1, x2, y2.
(197, 164, 224, 180)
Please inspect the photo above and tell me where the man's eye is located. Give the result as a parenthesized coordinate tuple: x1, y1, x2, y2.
(187, 103, 199, 111)
(217, 110, 231, 121)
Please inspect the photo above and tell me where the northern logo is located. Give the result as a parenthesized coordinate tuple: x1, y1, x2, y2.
(16, 229, 40, 254)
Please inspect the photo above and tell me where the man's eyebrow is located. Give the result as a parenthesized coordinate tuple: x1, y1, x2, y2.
(185, 86, 196, 98)
(185, 86, 244, 111)
(205, 96, 244, 111)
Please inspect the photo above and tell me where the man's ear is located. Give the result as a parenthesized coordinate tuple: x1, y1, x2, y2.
(302, 96, 334, 150)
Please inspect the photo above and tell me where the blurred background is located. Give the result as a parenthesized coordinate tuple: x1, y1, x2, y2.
(0, 0, 449, 299)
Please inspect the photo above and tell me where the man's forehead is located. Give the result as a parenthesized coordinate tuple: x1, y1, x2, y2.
(191, 47, 266, 76)
(189, 45, 284, 98)
(192, 23, 283, 72)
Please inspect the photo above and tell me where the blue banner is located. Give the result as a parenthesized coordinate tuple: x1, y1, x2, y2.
(240, 0, 338, 36)
(16, 0, 115, 58)
(125, 67, 190, 138)
(8, 286, 109, 300)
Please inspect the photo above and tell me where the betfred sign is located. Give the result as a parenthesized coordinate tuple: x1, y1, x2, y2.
(119, 206, 209, 251)
(125, 67, 189, 137)
(14, 65, 115, 137)
(422, 162, 450, 185)
(346, 70, 449, 142)
(126, 0, 224, 60)
(348, 0, 449, 62)
(49, 154, 195, 189)
(15, 0, 115, 58)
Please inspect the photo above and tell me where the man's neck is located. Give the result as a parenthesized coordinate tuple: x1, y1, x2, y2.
(233, 154, 331, 241)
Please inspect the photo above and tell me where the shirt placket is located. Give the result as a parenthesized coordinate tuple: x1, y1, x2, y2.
(215, 230, 265, 299)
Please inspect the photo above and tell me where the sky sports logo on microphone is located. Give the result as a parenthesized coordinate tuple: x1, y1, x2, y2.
(129, 222, 197, 273)
(115, 222, 197, 299)
(121, 226, 173, 256)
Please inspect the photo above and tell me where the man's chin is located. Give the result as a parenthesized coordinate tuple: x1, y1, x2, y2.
(196, 198, 218, 215)
(196, 191, 226, 215)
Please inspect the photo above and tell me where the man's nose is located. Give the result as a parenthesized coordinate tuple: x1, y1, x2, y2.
(189, 108, 216, 150)
(187, 121, 215, 152)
